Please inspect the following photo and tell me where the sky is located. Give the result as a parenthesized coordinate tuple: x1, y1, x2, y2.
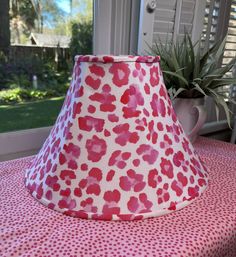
(56, 0, 91, 16)
(42, 0, 92, 29)
(57, 0, 71, 14)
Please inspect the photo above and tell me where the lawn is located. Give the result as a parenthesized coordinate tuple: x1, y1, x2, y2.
(0, 97, 65, 133)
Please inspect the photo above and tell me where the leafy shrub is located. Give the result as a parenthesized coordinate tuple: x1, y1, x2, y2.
(0, 51, 9, 90)
(0, 88, 28, 104)
(0, 54, 42, 89)
(28, 90, 48, 99)
(0, 89, 21, 103)
(7, 74, 31, 89)
(0, 86, 68, 105)
(0, 51, 70, 91)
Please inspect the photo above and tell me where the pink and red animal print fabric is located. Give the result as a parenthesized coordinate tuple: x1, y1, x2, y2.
(25, 55, 208, 220)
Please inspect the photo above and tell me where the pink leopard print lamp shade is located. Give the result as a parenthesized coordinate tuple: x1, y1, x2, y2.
(25, 55, 209, 221)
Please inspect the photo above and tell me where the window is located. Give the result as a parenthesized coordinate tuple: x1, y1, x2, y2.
(0, 0, 94, 160)
(201, 0, 221, 51)
(224, 1, 236, 66)
(0, 0, 93, 134)
(201, 0, 235, 123)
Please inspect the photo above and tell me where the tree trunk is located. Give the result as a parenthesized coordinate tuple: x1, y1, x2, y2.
(70, 0, 72, 15)
(0, 0, 10, 55)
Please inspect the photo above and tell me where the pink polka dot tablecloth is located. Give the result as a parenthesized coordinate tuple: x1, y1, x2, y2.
(0, 137, 236, 257)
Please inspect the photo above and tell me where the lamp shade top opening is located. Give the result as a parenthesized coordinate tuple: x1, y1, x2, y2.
(75, 55, 160, 63)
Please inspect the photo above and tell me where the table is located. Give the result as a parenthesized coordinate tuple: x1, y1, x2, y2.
(0, 137, 236, 257)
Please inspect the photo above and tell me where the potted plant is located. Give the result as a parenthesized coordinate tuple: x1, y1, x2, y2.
(150, 33, 236, 142)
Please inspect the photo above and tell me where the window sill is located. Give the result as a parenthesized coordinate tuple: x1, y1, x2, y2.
(0, 126, 51, 162)
(0, 119, 231, 162)
(199, 120, 229, 135)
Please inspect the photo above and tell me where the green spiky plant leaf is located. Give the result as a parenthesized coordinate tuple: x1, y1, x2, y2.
(149, 33, 236, 127)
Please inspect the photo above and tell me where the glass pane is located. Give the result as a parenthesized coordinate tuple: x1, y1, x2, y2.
(0, 0, 93, 134)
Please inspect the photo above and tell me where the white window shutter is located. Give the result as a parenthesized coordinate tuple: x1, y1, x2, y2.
(152, 0, 177, 44)
(201, 0, 235, 98)
(138, 0, 205, 53)
(223, 1, 236, 65)
(201, 0, 235, 125)
(152, 0, 198, 45)
(179, 0, 196, 36)
(201, 0, 221, 51)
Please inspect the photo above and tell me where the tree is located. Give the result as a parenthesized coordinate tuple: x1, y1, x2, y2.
(10, 0, 38, 44)
(69, 21, 93, 57)
(70, 0, 93, 22)
(40, 0, 66, 33)
(0, 0, 10, 55)
(68, 1, 93, 58)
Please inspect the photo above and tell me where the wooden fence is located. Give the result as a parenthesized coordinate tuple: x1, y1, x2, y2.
(9, 45, 71, 67)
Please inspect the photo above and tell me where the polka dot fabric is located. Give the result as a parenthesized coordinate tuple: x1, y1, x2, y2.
(0, 137, 235, 257)
(24, 55, 208, 220)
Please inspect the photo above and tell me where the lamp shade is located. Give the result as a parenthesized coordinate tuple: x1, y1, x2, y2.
(25, 55, 208, 221)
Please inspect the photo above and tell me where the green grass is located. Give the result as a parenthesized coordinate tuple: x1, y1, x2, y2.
(0, 97, 65, 133)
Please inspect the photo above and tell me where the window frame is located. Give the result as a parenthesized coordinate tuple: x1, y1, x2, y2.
(0, 0, 141, 160)
(1, 0, 233, 160)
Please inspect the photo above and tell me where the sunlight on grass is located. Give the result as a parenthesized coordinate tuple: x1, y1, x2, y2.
(48, 97, 65, 101)
(0, 97, 65, 133)
(0, 96, 65, 109)
(0, 105, 11, 109)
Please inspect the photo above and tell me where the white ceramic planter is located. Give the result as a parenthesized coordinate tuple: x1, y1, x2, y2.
(173, 97, 207, 143)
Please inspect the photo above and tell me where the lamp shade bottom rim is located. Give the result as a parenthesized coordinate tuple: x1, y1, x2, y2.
(27, 184, 208, 221)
